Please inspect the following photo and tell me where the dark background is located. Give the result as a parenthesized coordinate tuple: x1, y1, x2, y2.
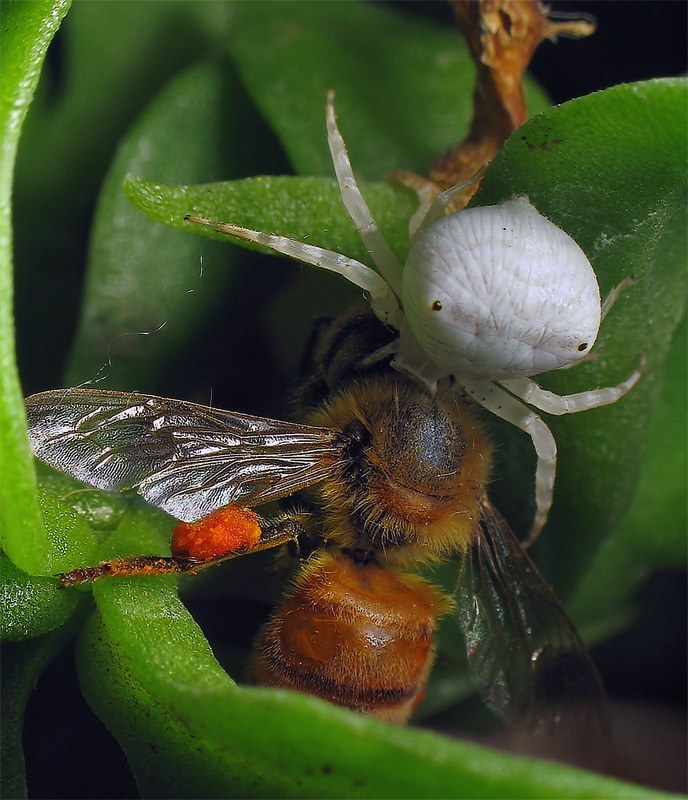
(392, 0, 687, 104)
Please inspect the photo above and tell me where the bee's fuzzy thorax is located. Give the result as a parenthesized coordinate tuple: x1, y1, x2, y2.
(304, 374, 491, 565)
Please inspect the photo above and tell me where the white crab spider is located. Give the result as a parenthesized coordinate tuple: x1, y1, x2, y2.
(186, 91, 643, 543)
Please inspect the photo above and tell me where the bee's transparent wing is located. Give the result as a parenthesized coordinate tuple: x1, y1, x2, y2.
(456, 496, 607, 740)
(26, 389, 343, 522)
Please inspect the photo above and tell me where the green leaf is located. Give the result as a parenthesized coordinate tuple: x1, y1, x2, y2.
(0, 550, 80, 642)
(1, 486, 94, 643)
(15, 1, 228, 202)
(123, 173, 419, 375)
(0, 0, 71, 575)
(570, 313, 687, 622)
(124, 174, 417, 269)
(227, 1, 549, 178)
(474, 78, 687, 596)
(12, 0, 235, 392)
(77, 571, 671, 799)
(63, 60, 270, 391)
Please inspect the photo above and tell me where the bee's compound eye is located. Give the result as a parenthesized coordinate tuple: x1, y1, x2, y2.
(431, 300, 442, 311)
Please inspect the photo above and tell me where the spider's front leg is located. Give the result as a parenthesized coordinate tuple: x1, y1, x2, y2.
(460, 378, 557, 545)
(388, 164, 488, 242)
(184, 215, 401, 325)
(408, 164, 488, 241)
(185, 93, 406, 328)
(325, 91, 403, 296)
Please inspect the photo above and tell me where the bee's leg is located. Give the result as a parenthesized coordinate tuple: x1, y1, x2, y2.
(460, 378, 556, 545)
(57, 512, 306, 587)
(58, 554, 201, 586)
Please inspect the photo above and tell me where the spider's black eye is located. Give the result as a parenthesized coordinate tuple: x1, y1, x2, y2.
(431, 300, 442, 311)
(577, 342, 588, 352)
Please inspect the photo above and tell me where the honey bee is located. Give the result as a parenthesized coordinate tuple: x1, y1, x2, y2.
(25, 306, 606, 734)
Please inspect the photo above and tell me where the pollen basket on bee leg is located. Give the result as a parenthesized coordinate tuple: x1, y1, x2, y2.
(171, 505, 262, 560)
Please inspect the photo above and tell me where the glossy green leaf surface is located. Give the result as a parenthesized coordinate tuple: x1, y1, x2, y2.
(1, 473, 100, 637)
(570, 313, 687, 619)
(0, 548, 79, 643)
(77, 573, 670, 800)
(0, 0, 70, 574)
(124, 174, 417, 270)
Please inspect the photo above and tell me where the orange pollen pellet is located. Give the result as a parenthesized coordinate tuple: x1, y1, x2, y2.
(171, 505, 262, 560)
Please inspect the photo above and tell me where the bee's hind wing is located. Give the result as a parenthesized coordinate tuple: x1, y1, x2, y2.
(456, 497, 609, 748)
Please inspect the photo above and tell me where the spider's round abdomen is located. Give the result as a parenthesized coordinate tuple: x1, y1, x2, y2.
(402, 196, 601, 380)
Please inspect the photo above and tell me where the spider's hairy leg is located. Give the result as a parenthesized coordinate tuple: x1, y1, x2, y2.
(410, 164, 488, 241)
(184, 216, 402, 326)
(325, 90, 403, 297)
(601, 275, 634, 321)
(460, 378, 556, 545)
